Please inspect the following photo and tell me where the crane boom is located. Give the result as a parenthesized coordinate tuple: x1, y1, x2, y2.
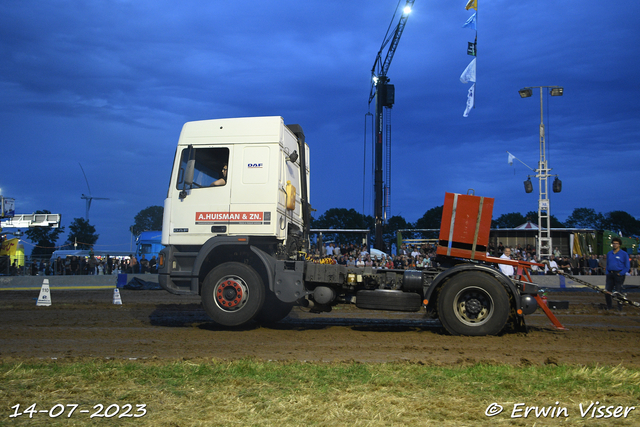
(383, 10, 410, 75)
(369, 0, 415, 104)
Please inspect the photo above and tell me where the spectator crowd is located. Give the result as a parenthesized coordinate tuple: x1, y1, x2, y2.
(491, 241, 639, 276)
(16, 254, 158, 276)
(311, 241, 639, 276)
(312, 242, 438, 269)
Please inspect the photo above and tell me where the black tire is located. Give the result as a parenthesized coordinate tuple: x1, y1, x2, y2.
(255, 290, 294, 324)
(437, 272, 510, 336)
(201, 262, 265, 327)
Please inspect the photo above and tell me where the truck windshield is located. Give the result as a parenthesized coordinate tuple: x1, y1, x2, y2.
(176, 147, 229, 189)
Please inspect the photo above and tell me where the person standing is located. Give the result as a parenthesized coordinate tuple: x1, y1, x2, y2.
(499, 248, 514, 277)
(70, 256, 79, 275)
(605, 237, 630, 311)
(140, 254, 149, 273)
(88, 254, 97, 275)
(325, 243, 334, 257)
(129, 255, 138, 274)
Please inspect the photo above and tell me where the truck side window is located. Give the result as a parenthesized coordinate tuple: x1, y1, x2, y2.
(176, 147, 229, 189)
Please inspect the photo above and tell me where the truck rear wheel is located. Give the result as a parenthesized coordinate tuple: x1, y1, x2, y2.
(438, 272, 510, 336)
(201, 262, 265, 327)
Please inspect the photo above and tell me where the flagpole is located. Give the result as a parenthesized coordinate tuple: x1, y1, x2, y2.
(462, 0, 478, 116)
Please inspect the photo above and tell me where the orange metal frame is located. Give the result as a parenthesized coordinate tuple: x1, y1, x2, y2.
(436, 192, 567, 331)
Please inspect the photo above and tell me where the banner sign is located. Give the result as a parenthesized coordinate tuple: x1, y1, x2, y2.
(0, 238, 18, 256)
(195, 211, 271, 225)
(467, 42, 476, 56)
(1, 197, 15, 218)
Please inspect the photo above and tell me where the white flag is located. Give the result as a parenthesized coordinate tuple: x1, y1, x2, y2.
(508, 152, 515, 165)
(460, 58, 476, 84)
(463, 83, 475, 117)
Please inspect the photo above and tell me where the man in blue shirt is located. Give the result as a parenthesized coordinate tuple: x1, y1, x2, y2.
(605, 237, 630, 311)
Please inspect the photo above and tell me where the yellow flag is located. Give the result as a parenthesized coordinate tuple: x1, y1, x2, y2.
(465, 0, 477, 11)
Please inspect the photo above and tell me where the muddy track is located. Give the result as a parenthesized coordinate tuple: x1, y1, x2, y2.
(1, 290, 639, 366)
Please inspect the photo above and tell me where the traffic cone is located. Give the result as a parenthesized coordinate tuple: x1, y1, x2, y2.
(112, 288, 123, 305)
(36, 279, 52, 306)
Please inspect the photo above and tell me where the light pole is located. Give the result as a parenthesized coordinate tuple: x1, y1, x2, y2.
(518, 86, 563, 259)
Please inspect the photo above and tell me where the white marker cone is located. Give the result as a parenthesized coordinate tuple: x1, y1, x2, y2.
(113, 288, 123, 305)
(36, 279, 52, 306)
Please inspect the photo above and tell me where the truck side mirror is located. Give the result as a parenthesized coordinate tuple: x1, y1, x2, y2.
(184, 159, 195, 186)
(180, 158, 196, 199)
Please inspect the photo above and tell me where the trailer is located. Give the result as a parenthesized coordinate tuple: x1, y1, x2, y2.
(158, 116, 549, 335)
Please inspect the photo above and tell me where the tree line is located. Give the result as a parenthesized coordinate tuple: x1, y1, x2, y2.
(312, 207, 640, 246)
(24, 213, 99, 259)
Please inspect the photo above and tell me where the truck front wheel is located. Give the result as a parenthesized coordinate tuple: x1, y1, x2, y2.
(201, 262, 265, 327)
(438, 272, 510, 336)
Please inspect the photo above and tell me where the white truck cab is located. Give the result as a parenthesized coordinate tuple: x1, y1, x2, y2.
(162, 116, 309, 247)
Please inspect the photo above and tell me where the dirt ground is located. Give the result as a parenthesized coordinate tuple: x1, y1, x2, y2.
(1, 289, 640, 367)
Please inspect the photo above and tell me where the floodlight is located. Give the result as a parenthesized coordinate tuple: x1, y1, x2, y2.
(550, 87, 563, 96)
(524, 178, 533, 193)
(518, 88, 532, 98)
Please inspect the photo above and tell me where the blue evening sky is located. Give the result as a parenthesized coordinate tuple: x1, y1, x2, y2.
(1, 0, 638, 251)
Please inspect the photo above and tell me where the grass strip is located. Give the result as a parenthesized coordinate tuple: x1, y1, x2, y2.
(1, 359, 639, 426)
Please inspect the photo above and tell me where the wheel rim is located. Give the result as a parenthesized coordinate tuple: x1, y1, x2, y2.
(213, 276, 249, 312)
(452, 286, 494, 327)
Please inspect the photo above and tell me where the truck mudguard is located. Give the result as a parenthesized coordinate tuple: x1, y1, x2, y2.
(273, 260, 308, 303)
(191, 235, 277, 293)
(424, 263, 522, 311)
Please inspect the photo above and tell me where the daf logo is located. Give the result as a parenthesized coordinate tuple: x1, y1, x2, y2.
(247, 163, 263, 168)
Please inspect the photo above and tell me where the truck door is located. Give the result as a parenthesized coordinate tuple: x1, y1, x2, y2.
(174, 146, 233, 241)
(227, 145, 275, 236)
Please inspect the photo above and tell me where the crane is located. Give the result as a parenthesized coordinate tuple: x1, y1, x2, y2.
(369, 0, 415, 250)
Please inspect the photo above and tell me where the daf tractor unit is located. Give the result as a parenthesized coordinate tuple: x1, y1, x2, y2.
(158, 116, 543, 336)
